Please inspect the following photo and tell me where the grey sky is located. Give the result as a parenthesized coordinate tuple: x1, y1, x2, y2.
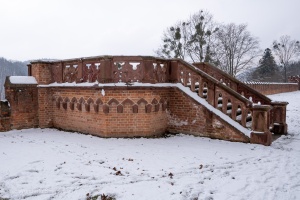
(0, 0, 299, 61)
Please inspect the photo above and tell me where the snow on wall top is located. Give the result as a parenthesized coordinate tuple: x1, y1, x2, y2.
(244, 81, 297, 85)
(9, 76, 38, 84)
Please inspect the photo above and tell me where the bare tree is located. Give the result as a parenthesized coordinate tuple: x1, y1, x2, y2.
(185, 10, 219, 63)
(156, 10, 219, 63)
(155, 21, 190, 60)
(216, 23, 261, 77)
(272, 35, 300, 82)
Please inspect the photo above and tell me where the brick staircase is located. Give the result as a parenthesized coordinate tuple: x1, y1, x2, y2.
(192, 62, 288, 136)
(2, 56, 288, 145)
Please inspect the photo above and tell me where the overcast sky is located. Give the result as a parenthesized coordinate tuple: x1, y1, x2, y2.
(0, 0, 299, 61)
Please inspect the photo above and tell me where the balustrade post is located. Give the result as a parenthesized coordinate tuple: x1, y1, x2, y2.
(169, 61, 179, 83)
(143, 60, 155, 83)
(250, 105, 272, 146)
(99, 58, 113, 83)
(30, 61, 53, 85)
(76, 60, 83, 83)
(182, 70, 188, 86)
(270, 101, 288, 135)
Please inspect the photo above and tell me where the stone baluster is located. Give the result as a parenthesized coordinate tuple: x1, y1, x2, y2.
(206, 81, 215, 106)
(241, 106, 247, 127)
(198, 78, 204, 98)
(190, 76, 196, 92)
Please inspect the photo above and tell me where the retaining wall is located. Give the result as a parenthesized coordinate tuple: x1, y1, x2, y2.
(244, 82, 298, 95)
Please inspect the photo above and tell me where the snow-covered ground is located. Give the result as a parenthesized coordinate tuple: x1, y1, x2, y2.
(0, 91, 300, 200)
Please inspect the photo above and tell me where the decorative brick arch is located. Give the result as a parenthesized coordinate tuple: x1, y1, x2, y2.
(103, 104, 109, 114)
(159, 98, 168, 111)
(151, 98, 159, 112)
(132, 104, 138, 113)
(85, 98, 94, 112)
(56, 96, 63, 109)
(117, 104, 123, 113)
(120, 99, 135, 113)
(122, 98, 135, 105)
(63, 97, 70, 110)
(136, 98, 148, 113)
(95, 98, 103, 105)
(145, 104, 152, 113)
(94, 98, 103, 113)
(137, 98, 148, 105)
(108, 98, 119, 105)
(77, 97, 85, 111)
(70, 97, 77, 110)
(107, 98, 119, 113)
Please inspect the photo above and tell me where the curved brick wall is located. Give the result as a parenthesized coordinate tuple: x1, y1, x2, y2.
(38, 87, 169, 137)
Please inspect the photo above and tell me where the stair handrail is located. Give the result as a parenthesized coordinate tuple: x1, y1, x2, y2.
(176, 59, 253, 107)
(193, 62, 272, 105)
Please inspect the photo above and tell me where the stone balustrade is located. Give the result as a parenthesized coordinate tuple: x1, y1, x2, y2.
(193, 62, 289, 135)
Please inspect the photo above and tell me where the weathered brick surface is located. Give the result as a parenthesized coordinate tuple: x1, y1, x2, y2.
(168, 88, 249, 142)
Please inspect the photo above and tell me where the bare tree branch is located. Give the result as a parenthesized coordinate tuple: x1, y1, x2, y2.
(216, 23, 261, 77)
(272, 35, 300, 82)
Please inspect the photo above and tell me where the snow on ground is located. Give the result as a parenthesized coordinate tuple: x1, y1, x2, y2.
(0, 91, 300, 200)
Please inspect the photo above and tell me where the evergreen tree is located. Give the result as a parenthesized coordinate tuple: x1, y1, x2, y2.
(251, 48, 280, 81)
(258, 48, 277, 74)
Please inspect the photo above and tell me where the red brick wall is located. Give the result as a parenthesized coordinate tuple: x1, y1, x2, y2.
(245, 83, 298, 95)
(0, 101, 10, 131)
(38, 87, 54, 128)
(39, 87, 169, 137)
(3, 82, 250, 143)
(31, 63, 52, 84)
(5, 85, 39, 129)
(35, 86, 249, 142)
